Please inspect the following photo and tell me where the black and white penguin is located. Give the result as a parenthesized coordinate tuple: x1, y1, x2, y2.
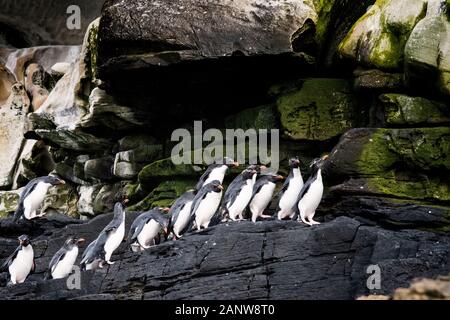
(128, 207, 170, 252)
(80, 202, 126, 270)
(276, 157, 303, 220)
(220, 167, 258, 221)
(194, 157, 238, 192)
(168, 190, 196, 239)
(44, 237, 85, 280)
(249, 174, 284, 222)
(1, 235, 34, 284)
(13, 175, 65, 222)
(190, 180, 223, 230)
(295, 155, 329, 226)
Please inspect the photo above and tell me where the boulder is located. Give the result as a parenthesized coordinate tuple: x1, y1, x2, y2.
(35, 128, 112, 152)
(379, 94, 450, 125)
(353, 69, 404, 91)
(0, 216, 449, 299)
(0, 83, 30, 188)
(0, 189, 21, 218)
(405, 11, 450, 97)
(0, 64, 15, 105)
(339, 0, 427, 70)
(77, 183, 123, 216)
(84, 157, 115, 181)
(276, 78, 360, 141)
(327, 127, 450, 202)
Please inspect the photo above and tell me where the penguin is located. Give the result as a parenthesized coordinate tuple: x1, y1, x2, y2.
(221, 167, 258, 221)
(249, 174, 284, 222)
(80, 202, 126, 270)
(194, 157, 238, 192)
(13, 175, 66, 222)
(44, 237, 85, 280)
(128, 207, 170, 252)
(168, 190, 196, 239)
(190, 180, 223, 231)
(276, 157, 303, 220)
(295, 155, 329, 226)
(1, 235, 34, 284)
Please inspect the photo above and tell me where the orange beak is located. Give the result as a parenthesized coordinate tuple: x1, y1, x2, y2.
(218, 184, 224, 190)
(162, 207, 170, 212)
(321, 155, 329, 161)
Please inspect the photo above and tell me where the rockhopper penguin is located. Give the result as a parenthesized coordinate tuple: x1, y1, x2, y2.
(1, 235, 34, 284)
(249, 174, 284, 222)
(168, 190, 196, 239)
(13, 175, 65, 222)
(194, 157, 238, 192)
(190, 180, 223, 231)
(276, 157, 303, 220)
(44, 237, 85, 280)
(128, 207, 170, 252)
(295, 155, 329, 226)
(80, 202, 126, 270)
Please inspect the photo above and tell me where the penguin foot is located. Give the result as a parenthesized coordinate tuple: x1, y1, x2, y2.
(106, 260, 115, 265)
(261, 214, 272, 219)
(309, 220, 321, 225)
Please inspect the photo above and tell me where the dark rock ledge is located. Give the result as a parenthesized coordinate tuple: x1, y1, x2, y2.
(0, 215, 449, 300)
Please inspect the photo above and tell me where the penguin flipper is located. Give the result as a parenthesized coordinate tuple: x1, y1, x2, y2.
(13, 180, 40, 222)
(1, 246, 21, 271)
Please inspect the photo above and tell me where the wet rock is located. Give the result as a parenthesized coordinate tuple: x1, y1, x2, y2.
(379, 94, 450, 126)
(0, 216, 449, 299)
(0, 83, 30, 188)
(277, 78, 360, 141)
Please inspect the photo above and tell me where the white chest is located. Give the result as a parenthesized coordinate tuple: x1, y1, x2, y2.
(299, 173, 324, 212)
(250, 182, 276, 213)
(195, 191, 222, 226)
(24, 182, 52, 219)
(203, 166, 227, 186)
(104, 219, 125, 254)
(279, 169, 303, 208)
(228, 180, 254, 218)
(137, 219, 161, 248)
(9, 245, 34, 284)
(52, 247, 78, 279)
(173, 201, 193, 236)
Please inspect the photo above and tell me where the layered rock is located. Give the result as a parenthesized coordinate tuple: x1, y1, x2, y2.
(0, 216, 449, 299)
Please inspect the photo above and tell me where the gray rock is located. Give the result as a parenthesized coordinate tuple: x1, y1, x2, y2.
(0, 216, 449, 299)
(0, 83, 30, 188)
(84, 157, 115, 181)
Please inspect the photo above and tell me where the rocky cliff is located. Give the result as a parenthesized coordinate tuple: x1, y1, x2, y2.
(0, 0, 449, 300)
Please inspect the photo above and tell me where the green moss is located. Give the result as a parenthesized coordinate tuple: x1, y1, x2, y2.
(358, 128, 450, 202)
(313, 0, 336, 47)
(130, 179, 195, 211)
(276, 78, 358, 141)
(138, 158, 200, 188)
(225, 105, 278, 130)
(380, 94, 450, 125)
(0, 191, 20, 218)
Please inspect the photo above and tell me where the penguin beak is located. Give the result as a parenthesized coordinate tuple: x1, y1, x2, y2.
(76, 238, 86, 245)
(259, 165, 268, 171)
(233, 161, 239, 167)
(218, 184, 224, 190)
(163, 227, 169, 235)
(162, 207, 170, 213)
(123, 198, 130, 204)
(276, 175, 284, 180)
(321, 155, 329, 161)
(57, 179, 66, 185)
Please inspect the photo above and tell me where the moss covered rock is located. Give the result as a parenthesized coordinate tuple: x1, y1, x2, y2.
(380, 94, 450, 125)
(130, 180, 195, 211)
(405, 12, 450, 97)
(328, 127, 450, 202)
(0, 190, 21, 218)
(277, 78, 359, 141)
(339, 0, 427, 70)
(225, 105, 278, 130)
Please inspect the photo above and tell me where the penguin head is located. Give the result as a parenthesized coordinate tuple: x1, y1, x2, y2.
(113, 202, 126, 217)
(247, 164, 267, 174)
(18, 234, 30, 247)
(310, 155, 329, 170)
(289, 157, 301, 169)
(267, 174, 284, 183)
(208, 180, 224, 193)
(242, 168, 257, 180)
(154, 207, 170, 234)
(45, 175, 65, 186)
(220, 157, 239, 168)
(64, 237, 86, 249)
